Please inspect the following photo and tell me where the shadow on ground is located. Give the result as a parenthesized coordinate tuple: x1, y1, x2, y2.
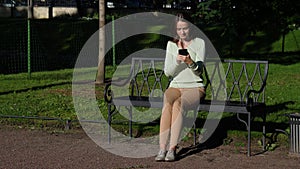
(175, 100, 297, 160)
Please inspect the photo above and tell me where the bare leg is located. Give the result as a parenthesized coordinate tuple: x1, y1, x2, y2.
(159, 88, 181, 150)
(169, 88, 205, 149)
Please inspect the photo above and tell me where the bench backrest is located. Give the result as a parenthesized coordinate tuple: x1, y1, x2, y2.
(129, 57, 169, 98)
(204, 59, 269, 103)
(128, 57, 268, 103)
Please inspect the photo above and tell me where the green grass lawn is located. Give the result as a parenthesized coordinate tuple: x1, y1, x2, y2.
(266, 62, 300, 120)
(203, 26, 300, 56)
(0, 69, 74, 128)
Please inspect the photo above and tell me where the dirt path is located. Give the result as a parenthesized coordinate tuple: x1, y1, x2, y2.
(0, 125, 299, 169)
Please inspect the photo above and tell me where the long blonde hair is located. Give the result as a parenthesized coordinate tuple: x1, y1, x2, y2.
(172, 13, 195, 46)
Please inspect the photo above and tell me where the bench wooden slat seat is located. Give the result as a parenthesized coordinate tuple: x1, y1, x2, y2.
(111, 98, 266, 113)
(199, 100, 266, 113)
(104, 57, 269, 157)
(112, 96, 164, 108)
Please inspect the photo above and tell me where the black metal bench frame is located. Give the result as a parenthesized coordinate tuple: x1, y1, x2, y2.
(104, 57, 269, 157)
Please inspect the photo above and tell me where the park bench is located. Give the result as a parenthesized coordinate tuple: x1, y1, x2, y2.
(104, 57, 269, 156)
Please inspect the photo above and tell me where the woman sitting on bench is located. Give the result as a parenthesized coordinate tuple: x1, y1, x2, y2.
(155, 13, 206, 162)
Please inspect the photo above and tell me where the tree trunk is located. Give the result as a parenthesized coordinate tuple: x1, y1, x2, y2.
(95, 0, 105, 84)
(27, 0, 33, 19)
(76, 0, 83, 17)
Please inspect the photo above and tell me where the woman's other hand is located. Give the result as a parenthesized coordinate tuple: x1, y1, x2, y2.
(178, 54, 193, 65)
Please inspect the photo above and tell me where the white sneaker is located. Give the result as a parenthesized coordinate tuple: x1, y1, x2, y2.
(155, 149, 166, 161)
(165, 150, 176, 162)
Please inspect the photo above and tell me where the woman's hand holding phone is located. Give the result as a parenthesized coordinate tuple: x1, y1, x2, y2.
(177, 49, 193, 65)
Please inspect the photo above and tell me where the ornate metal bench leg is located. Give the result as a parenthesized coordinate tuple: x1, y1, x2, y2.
(247, 113, 251, 157)
(125, 106, 133, 138)
(237, 113, 251, 156)
(129, 106, 133, 138)
(193, 110, 197, 145)
(108, 104, 112, 144)
(262, 112, 266, 151)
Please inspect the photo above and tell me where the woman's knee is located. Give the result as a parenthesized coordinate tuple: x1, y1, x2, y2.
(164, 88, 181, 103)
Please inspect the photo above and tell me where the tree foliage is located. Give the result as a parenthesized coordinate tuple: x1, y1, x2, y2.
(196, 0, 299, 35)
(194, 0, 299, 54)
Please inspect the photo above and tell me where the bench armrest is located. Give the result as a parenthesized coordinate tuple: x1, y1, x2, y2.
(246, 82, 266, 111)
(104, 82, 112, 103)
(104, 77, 132, 103)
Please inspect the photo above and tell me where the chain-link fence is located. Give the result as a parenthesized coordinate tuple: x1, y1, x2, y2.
(0, 18, 99, 74)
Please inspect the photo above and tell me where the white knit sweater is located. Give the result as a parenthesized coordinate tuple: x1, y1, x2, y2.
(164, 37, 205, 88)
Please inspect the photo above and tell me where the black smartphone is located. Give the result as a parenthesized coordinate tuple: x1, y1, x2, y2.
(178, 49, 189, 56)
